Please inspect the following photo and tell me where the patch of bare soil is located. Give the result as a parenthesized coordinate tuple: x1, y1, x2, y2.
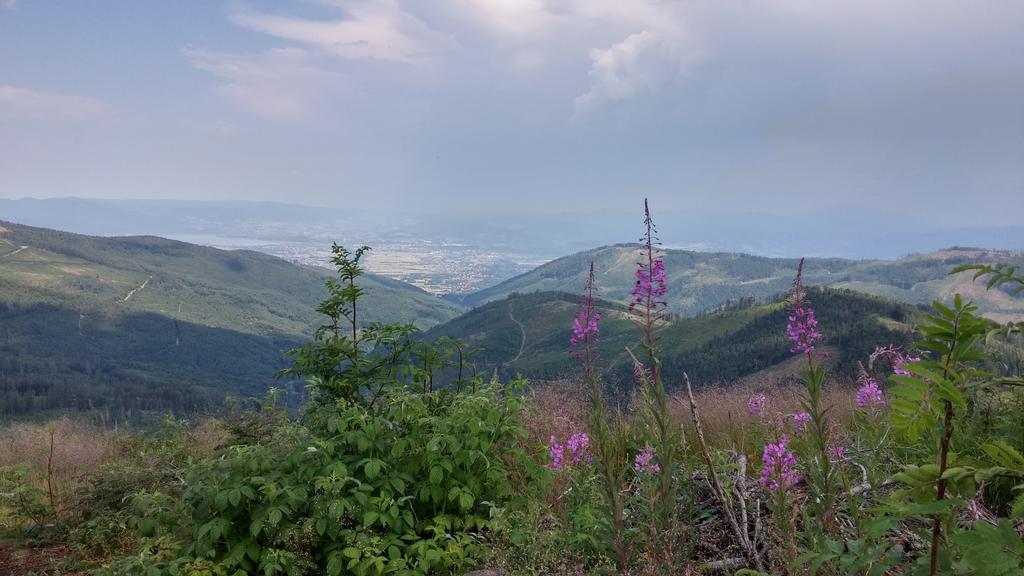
(0, 543, 85, 576)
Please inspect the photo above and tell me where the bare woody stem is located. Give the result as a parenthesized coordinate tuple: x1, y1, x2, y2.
(46, 427, 57, 514)
(684, 373, 765, 572)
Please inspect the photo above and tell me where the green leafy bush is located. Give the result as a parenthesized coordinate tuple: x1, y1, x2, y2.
(140, 383, 525, 576)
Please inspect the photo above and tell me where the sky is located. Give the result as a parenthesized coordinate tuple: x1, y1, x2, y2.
(1, 1, 1023, 227)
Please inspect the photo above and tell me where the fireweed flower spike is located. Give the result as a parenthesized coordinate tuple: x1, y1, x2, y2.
(547, 432, 592, 470)
(748, 393, 767, 417)
(570, 262, 602, 381)
(869, 344, 921, 376)
(547, 436, 565, 470)
(570, 310, 600, 347)
(793, 412, 812, 431)
(629, 200, 677, 568)
(566, 432, 592, 465)
(785, 258, 838, 521)
(787, 307, 821, 354)
(856, 375, 886, 409)
(629, 199, 668, 320)
(634, 445, 660, 474)
(569, 262, 632, 571)
(786, 258, 822, 355)
(759, 434, 800, 492)
(830, 444, 846, 461)
(892, 352, 921, 376)
(630, 257, 668, 311)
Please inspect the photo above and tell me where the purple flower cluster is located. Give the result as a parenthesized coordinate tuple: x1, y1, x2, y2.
(786, 306, 821, 354)
(629, 258, 667, 311)
(632, 360, 653, 386)
(547, 432, 592, 470)
(856, 377, 885, 409)
(830, 444, 846, 461)
(891, 352, 921, 376)
(759, 435, 800, 492)
(748, 393, 767, 417)
(634, 444, 660, 474)
(792, 411, 811, 431)
(570, 310, 601, 347)
(870, 345, 921, 376)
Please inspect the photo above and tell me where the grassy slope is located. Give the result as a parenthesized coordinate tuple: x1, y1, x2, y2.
(0, 222, 462, 418)
(456, 244, 1024, 320)
(425, 288, 919, 388)
(0, 222, 460, 335)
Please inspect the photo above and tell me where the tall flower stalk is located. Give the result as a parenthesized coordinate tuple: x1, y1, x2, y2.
(628, 199, 677, 569)
(787, 259, 836, 531)
(761, 433, 800, 565)
(571, 261, 632, 570)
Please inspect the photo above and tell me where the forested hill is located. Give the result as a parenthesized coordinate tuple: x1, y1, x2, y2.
(0, 222, 461, 419)
(424, 287, 920, 388)
(454, 244, 1024, 321)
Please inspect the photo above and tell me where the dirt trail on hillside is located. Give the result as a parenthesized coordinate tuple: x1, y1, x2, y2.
(2, 245, 28, 258)
(507, 302, 527, 364)
(123, 275, 153, 302)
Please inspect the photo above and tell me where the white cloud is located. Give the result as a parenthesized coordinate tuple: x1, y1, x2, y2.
(229, 1, 455, 65)
(437, 0, 554, 40)
(184, 48, 344, 120)
(574, 29, 701, 114)
(191, 0, 1024, 124)
(0, 85, 106, 120)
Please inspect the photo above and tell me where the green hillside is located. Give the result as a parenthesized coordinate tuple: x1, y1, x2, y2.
(0, 222, 461, 419)
(456, 244, 1024, 320)
(425, 287, 919, 388)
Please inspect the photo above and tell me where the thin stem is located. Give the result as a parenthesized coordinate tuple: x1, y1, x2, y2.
(930, 306, 962, 576)
(46, 427, 56, 514)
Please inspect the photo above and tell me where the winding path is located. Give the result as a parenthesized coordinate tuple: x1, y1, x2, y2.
(123, 275, 153, 302)
(507, 302, 527, 364)
(2, 245, 27, 258)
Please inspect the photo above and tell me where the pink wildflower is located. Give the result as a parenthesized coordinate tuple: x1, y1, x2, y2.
(892, 353, 921, 376)
(748, 393, 767, 417)
(786, 258, 822, 355)
(629, 258, 667, 311)
(634, 444, 660, 474)
(633, 360, 653, 386)
(570, 310, 601, 347)
(629, 199, 667, 314)
(566, 432, 592, 465)
(547, 432, 592, 470)
(547, 435, 565, 470)
(870, 344, 921, 376)
(793, 412, 811, 431)
(759, 435, 800, 492)
(831, 444, 846, 461)
(856, 377, 885, 409)
(786, 306, 821, 354)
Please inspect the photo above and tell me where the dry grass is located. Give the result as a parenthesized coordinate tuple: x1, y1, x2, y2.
(671, 380, 857, 458)
(0, 417, 228, 521)
(0, 417, 109, 516)
(520, 377, 859, 461)
(519, 381, 590, 455)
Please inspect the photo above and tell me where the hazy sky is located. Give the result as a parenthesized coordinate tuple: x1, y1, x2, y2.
(1, 1, 1022, 225)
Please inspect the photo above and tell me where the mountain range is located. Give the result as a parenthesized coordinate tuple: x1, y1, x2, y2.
(457, 244, 1024, 321)
(4, 197, 1024, 260)
(1, 219, 1020, 420)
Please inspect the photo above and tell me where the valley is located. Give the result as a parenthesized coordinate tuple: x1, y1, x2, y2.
(0, 218, 1020, 421)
